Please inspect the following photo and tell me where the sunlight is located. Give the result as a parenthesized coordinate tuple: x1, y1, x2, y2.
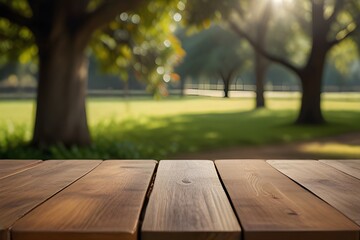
(300, 143, 360, 158)
(272, 0, 283, 4)
(271, 0, 293, 6)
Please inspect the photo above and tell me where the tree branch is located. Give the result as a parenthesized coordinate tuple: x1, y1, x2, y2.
(233, 3, 245, 21)
(328, 16, 360, 48)
(229, 21, 302, 76)
(228, 65, 238, 79)
(80, 0, 144, 36)
(218, 69, 226, 82)
(257, 0, 272, 29)
(0, 2, 33, 30)
(231, 2, 247, 28)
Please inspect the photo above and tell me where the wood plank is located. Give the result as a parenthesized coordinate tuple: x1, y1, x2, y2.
(0, 160, 42, 179)
(320, 160, 360, 180)
(142, 160, 241, 240)
(268, 160, 360, 227)
(0, 160, 101, 240)
(12, 160, 157, 240)
(215, 160, 359, 240)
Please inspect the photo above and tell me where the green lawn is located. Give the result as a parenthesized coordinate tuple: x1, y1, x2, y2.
(1, 93, 360, 159)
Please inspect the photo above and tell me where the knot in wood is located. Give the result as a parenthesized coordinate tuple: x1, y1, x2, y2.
(181, 178, 192, 184)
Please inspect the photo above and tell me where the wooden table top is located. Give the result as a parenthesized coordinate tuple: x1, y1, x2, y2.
(1, 159, 359, 240)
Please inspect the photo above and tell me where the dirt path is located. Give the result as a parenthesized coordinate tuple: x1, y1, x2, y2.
(175, 132, 360, 160)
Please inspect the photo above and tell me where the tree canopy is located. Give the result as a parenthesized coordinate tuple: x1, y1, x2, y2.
(91, 1, 185, 97)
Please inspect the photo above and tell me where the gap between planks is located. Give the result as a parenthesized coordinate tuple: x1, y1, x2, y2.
(141, 160, 241, 240)
(0, 160, 103, 240)
(0, 160, 42, 180)
(11, 160, 157, 240)
(216, 159, 360, 240)
(268, 160, 360, 227)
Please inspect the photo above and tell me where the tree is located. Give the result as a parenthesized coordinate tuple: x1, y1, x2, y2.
(184, 0, 275, 106)
(230, 0, 360, 124)
(176, 25, 252, 98)
(230, 0, 274, 107)
(0, 0, 182, 146)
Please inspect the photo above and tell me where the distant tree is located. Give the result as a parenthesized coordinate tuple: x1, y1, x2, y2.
(177, 25, 252, 98)
(0, 0, 182, 146)
(183, 0, 294, 106)
(230, 0, 274, 107)
(230, 0, 360, 124)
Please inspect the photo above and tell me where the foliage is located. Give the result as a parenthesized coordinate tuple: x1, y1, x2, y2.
(328, 38, 359, 77)
(0, 0, 35, 65)
(91, 1, 186, 97)
(0, 0, 186, 97)
(182, 0, 238, 27)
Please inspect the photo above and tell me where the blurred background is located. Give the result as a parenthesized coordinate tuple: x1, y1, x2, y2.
(0, 0, 359, 160)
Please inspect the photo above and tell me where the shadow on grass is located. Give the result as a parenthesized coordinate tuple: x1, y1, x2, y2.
(93, 109, 360, 158)
(1, 109, 360, 159)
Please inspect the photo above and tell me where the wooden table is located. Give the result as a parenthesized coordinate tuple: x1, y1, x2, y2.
(1, 159, 359, 240)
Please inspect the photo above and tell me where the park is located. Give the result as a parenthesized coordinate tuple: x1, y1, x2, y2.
(1, 94, 360, 159)
(0, 0, 360, 239)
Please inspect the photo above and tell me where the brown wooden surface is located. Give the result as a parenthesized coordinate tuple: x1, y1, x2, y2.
(0, 160, 42, 179)
(268, 160, 360, 227)
(0, 160, 101, 240)
(320, 160, 360, 180)
(142, 160, 241, 240)
(12, 160, 157, 240)
(215, 160, 359, 240)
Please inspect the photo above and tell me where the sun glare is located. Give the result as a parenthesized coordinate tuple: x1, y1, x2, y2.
(272, 0, 283, 4)
(271, 0, 292, 5)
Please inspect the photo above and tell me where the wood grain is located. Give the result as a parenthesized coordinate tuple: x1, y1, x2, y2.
(142, 160, 241, 240)
(0, 160, 101, 240)
(216, 160, 359, 240)
(268, 160, 360, 226)
(0, 160, 42, 179)
(12, 160, 157, 240)
(320, 160, 360, 180)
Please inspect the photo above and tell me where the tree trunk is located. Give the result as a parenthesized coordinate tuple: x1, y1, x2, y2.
(255, 51, 267, 108)
(220, 68, 237, 98)
(180, 77, 186, 97)
(32, 33, 91, 146)
(223, 78, 230, 98)
(296, 70, 325, 124)
(296, 6, 328, 125)
(253, 1, 273, 108)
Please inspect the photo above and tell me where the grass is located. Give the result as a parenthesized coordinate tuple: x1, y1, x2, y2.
(0, 93, 360, 159)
